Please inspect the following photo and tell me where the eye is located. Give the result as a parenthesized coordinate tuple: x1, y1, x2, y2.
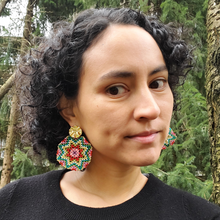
(150, 79, 166, 89)
(106, 85, 128, 96)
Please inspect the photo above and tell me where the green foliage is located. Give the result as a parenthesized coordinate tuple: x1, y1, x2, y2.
(160, 0, 188, 24)
(37, 0, 141, 26)
(37, 0, 80, 23)
(11, 148, 58, 179)
(1, 8, 11, 17)
(160, 0, 207, 95)
(0, 95, 10, 140)
(0, 34, 20, 142)
(139, 0, 151, 13)
(0, 36, 20, 67)
(12, 148, 39, 179)
(75, 0, 121, 9)
(142, 160, 213, 200)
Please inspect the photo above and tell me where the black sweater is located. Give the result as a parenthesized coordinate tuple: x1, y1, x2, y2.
(0, 169, 220, 220)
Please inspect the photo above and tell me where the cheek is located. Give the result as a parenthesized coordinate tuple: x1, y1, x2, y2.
(77, 100, 130, 138)
(158, 91, 173, 131)
(162, 90, 173, 118)
(164, 102, 173, 121)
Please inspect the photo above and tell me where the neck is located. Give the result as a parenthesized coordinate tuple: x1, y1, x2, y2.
(61, 150, 148, 207)
(75, 152, 147, 202)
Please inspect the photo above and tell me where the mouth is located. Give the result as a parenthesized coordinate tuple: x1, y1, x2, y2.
(126, 130, 159, 144)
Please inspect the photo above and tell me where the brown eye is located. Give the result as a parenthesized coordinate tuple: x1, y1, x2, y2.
(150, 79, 166, 89)
(107, 85, 127, 96)
(109, 87, 119, 95)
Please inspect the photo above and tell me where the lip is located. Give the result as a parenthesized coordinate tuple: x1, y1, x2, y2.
(126, 130, 158, 144)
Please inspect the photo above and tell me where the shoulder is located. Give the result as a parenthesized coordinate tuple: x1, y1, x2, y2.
(0, 178, 20, 220)
(182, 189, 220, 219)
(0, 169, 67, 220)
(147, 174, 220, 220)
(0, 169, 66, 196)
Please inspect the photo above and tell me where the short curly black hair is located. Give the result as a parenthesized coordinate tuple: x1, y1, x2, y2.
(18, 8, 191, 163)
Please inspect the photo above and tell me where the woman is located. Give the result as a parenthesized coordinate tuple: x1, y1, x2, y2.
(0, 8, 220, 220)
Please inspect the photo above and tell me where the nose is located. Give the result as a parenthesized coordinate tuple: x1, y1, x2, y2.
(133, 88, 160, 121)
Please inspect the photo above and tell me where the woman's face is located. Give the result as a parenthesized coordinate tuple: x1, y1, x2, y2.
(70, 24, 173, 167)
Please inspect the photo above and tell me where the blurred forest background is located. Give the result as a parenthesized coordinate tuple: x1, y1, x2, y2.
(0, 0, 220, 205)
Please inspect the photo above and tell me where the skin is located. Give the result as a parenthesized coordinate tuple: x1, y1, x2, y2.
(59, 24, 174, 208)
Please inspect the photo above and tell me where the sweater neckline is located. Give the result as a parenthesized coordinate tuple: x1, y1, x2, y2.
(47, 169, 161, 220)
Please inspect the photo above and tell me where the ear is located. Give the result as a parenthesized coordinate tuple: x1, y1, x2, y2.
(58, 95, 78, 127)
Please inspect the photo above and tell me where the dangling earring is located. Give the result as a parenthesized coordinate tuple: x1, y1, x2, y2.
(56, 125, 92, 171)
(162, 128, 177, 149)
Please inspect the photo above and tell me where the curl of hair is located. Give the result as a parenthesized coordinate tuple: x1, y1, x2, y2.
(17, 8, 191, 163)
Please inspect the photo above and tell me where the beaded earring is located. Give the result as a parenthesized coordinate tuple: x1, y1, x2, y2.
(162, 128, 177, 149)
(56, 126, 92, 171)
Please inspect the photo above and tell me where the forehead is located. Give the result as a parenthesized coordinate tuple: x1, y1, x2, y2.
(83, 24, 161, 57)
(81, 24, 164, 79)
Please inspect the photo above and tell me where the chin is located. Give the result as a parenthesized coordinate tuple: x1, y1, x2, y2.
(134, 149, 161, 167)
(137, 159, 158, 167)
(130, 157, 160, 167)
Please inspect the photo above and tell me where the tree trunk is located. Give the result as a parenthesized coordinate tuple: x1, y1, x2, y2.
(0, 0, 34, 188)
(155, 0, 162, 16)
(120, 0, 130, 7)
(0, 91, 18, 188)
(0, 0, 9, 16)
(20, 0, 34, 57)
(206, 0, 220, 205)
(0, 73, 15, 101)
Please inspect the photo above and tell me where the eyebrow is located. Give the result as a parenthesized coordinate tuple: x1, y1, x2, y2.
(99, 71, 135, 81)
(150, 65, 168, 75)
(99, 65, 168, 81)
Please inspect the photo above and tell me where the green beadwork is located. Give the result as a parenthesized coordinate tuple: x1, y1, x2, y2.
(56, 135, 92, 171)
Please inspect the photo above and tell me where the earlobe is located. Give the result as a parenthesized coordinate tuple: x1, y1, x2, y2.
(58, 95, 78, 127)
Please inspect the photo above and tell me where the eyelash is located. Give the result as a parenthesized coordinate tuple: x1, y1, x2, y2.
(106, 85, 128, 96)
(149, 79, 167, 89)
(106, 78, 167, 97)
